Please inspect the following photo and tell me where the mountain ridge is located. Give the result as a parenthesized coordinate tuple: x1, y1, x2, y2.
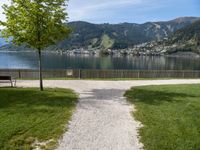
(62, 16, 199, 49)
(163, 20, 200, 54)
(0, 17, 199, 50)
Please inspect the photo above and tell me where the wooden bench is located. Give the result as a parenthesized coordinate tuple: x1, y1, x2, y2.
(0, 76, 16, 87)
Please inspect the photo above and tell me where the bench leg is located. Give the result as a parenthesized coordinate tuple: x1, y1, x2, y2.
(10, 79, 16, 87)
(11, 81, 13, 87)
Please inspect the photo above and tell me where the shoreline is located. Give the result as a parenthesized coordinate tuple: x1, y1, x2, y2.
(0, 50, 199, 57)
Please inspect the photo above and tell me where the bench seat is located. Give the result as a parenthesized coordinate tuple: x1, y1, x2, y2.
(0, 76, 16, 87)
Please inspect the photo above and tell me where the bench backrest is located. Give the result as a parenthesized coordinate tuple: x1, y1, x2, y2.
(0, 76, 12, 80)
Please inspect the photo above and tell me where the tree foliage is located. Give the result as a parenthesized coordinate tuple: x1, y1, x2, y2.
(0, 0, 71, 91)
(0, 0, 71, 50)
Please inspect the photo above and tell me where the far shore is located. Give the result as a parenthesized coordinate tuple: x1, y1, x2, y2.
(0, 50, 199, 58)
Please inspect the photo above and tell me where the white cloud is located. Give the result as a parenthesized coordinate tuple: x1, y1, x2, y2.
(68, 0, 142, 21)
(0, 0, 10, 29)
(1, 0, 198, 25)
(0, 0, 170, 24)
(0, 0, 10, 20)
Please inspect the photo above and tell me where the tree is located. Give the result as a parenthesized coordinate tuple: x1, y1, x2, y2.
(0, 0, 71, 91)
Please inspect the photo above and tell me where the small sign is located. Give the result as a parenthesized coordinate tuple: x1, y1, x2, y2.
(66, 70, 73, 76)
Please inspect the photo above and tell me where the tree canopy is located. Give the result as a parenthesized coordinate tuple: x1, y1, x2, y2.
(0, 0, 71, 91)
(0, 0, 71, 50)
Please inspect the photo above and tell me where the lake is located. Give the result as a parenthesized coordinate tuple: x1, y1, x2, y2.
(0, 52, 200, 70)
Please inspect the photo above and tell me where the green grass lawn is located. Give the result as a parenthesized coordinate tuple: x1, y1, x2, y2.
(125, 84, 200, 150)
(0, 88, 78, 150)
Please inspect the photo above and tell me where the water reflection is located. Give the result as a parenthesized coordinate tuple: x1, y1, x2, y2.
(0, 52, 200, 70)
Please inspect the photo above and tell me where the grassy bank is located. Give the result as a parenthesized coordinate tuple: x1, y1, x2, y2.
(0, 88, 78, 150)
(125, 84, 200, 150)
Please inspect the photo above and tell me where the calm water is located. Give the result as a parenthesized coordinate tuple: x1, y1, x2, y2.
(0, 52, 200, 70)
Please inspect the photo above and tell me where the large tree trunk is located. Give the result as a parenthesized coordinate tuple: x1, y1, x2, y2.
(38, 48, 44, 91)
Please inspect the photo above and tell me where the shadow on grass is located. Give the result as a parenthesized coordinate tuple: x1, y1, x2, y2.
(125, 88, 197, 105)
(0, 88, 78, 150)
(0, 88, 77, 110)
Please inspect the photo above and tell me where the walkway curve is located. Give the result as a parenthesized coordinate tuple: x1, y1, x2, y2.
(16, 79, 200, 150)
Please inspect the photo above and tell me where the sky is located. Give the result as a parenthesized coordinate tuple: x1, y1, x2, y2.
(0, 0, 199, 25)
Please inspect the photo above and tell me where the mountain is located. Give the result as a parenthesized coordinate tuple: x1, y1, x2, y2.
(0, 38, 7, 46)
(57, 17, 199, 50)
(0, 17, 199, 51)
(163, 20, 200, 54)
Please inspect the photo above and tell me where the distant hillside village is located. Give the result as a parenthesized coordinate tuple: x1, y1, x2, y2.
(0, 17, 199, 56)
(47, 39, 198, 57)
(0, 38, 180, 56)
(50, 41, 165, 56)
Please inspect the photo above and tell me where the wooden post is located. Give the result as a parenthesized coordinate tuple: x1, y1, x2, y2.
(182, 71, 185, 78)
(137, 71, 140, 78)
(79, 69, 82, 79)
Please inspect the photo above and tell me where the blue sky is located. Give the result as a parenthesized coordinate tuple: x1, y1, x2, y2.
(68, 0, 200, 23)
(0, 0, 199, 25)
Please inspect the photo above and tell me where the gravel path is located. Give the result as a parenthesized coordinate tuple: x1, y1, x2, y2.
(13, 79, 200, 150)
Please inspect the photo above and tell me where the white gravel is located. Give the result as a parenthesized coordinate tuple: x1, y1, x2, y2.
(12, 79, 200, 150)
